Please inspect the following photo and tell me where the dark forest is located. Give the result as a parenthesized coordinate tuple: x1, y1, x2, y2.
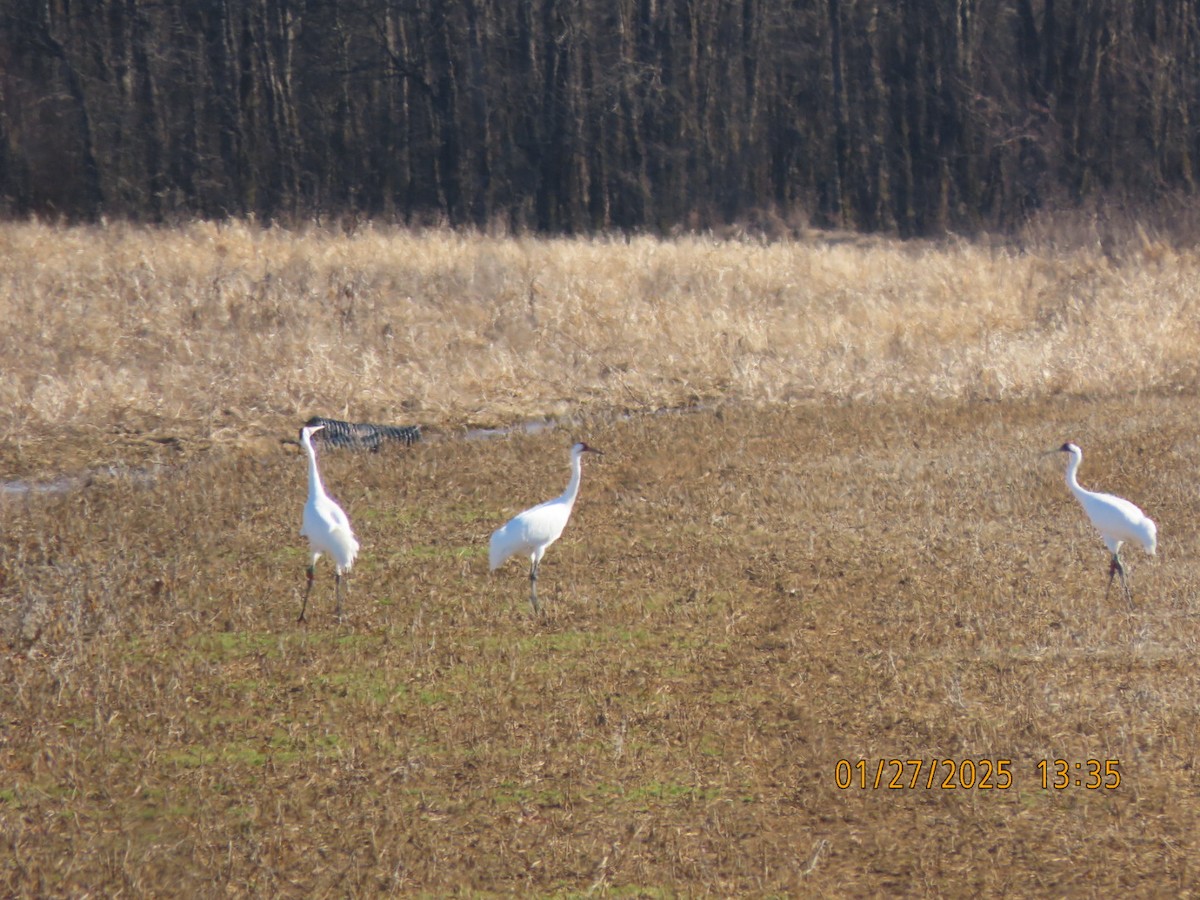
(3, 0, 1199, 235)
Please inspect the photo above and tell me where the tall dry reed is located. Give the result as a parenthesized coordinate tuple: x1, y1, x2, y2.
(1, 216, 1196, 448)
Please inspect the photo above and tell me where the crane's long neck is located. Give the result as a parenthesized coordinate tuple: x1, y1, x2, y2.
(303, 435, 326, 501)
(559, 451, 583, 508)
(1064, 451, 1089, 501)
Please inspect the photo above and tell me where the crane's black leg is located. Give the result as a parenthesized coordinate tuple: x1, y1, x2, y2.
(1107, 555, 1133, 607)
(529, 561, 540, 613)
(298, 564, 315, 623)
(1115, 555, 1133, 607)
(334, 571, 345, 621)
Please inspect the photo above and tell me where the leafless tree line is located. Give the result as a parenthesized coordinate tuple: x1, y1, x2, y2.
(2, 0, 1198, 235)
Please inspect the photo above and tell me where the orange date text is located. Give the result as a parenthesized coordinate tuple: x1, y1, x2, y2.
(834, 758, 1012, 790)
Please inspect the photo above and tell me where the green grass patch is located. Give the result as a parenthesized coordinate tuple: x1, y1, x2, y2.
(406, 543, 479, 560)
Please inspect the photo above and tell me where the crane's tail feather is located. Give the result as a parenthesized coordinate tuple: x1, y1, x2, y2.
(332, 528, 360, 572)
(488, 542, 506, 572)
(489, 527, 515, 571)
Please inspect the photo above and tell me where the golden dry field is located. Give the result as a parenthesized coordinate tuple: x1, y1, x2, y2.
(3, 220, 1200, 896)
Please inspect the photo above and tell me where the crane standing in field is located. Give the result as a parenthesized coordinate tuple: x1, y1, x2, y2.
(1054, 441, 1157, 604)
(490, 441, 602, 612)
(298, 423, 360, 622)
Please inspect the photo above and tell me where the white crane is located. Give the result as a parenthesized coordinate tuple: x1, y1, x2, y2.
(1054, 441, 1156, 604)
(298, 423, 360, 622)
(489, 441, 602, 612)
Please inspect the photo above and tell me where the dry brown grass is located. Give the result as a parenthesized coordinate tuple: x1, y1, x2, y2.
(2, 218, 1200, 474)
(3, 220, 1200, 896)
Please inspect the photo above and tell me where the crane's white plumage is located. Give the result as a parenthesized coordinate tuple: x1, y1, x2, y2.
(1056, 441, 1156, 603)
(299, 423, 360, 622)
(490, 441, 601, 611)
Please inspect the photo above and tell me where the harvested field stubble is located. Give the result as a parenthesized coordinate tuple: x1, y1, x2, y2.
(2, 222, 1200, 895)
(5, 398, 1200, 895)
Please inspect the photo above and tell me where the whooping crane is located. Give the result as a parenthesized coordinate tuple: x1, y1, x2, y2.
(489, 441, 602, 612)
(1054, 441, 1156, 604)
(298, 423, 360, 622)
